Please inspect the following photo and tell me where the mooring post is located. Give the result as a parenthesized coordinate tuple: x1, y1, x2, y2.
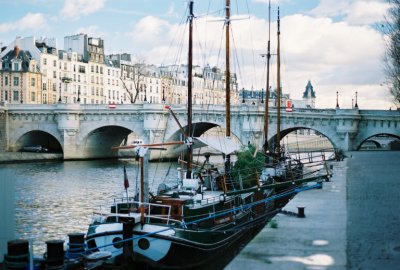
(123, 221, 134, 265)
(297, 206, 306, 218)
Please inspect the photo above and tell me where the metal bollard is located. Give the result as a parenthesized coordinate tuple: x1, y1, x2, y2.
(4, 239, 29, 270)
(45, 240, 64, 269)
(297, 206, 306, 218)
(66, 233, 86, 259)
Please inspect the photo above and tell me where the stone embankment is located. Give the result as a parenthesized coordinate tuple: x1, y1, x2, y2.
(0, 152, 62, 163)
(226, 151, 400, 270)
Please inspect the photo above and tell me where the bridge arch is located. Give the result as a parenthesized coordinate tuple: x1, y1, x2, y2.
(160, 121, 242, 159)
(12, 129, 63, 153)
(267, 127, 336, 152)
(356, 133, 400, 151)
(79, 124, 140, 159)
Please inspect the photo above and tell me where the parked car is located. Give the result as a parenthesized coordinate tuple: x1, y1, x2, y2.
(21, 145, 48, 153)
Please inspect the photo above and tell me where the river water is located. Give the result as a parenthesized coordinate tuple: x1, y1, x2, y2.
(4, 158, 180, 255)
(3, 151, 328, 257)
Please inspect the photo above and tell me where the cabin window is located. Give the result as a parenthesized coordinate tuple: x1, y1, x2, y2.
(112, 237, 123, 249)
(138, 238, 150, 250)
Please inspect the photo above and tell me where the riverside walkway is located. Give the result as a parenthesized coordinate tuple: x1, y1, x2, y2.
(226, 151, 400, 269)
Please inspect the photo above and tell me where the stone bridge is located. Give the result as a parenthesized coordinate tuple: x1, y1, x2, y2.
(0, 103, 399, 159)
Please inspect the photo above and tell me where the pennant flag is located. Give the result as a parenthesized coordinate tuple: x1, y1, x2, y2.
(123, 166, 129, 190)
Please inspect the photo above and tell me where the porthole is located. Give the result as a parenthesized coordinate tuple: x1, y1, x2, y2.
(112, 237, 123, 249)
(138, 238, 150, 250)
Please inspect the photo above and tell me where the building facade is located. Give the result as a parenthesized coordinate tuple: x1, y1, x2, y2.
(0, 46, 42, 104)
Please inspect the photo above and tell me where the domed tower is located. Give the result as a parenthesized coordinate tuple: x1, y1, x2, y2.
(303, 80, 316, 108)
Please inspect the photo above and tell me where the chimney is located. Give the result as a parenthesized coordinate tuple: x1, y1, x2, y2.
(14, 46, 20, 57)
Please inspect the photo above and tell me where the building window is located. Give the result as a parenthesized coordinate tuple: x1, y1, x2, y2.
(53, 60, 57, 67)
(4, 91, 8, 101)
(53, 71, 57, 79)
(53, 83, 56, 91)
(43, 93, 47, 104)
(31, 78, 35, 87)
(13, 63, 19, 71)
(4, 76, 8, 86)
(13, 91, 19, 101)
(43, 83, 47, 91)
(43, 58, 47, 65)
(13, 77, 19, 86)
(31, 92, 36, 102)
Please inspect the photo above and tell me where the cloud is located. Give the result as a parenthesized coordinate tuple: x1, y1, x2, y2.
(346, 1, 390, 24)
(310, 0, 389, 25)
(60, 0, 105, 20)
(123, 6, 390, 109)
(75, 25, 106, 38)
(0, 13, 47, 33)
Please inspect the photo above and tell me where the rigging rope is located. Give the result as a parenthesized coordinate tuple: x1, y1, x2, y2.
(83, 181, 322, 254)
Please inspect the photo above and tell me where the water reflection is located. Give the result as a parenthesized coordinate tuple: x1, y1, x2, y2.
(8, 159, 176, 255)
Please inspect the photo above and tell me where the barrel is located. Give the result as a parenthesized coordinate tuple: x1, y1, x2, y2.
(66, 233, 86, 258)
(4, 239, 29, 270)
(45, 240, 65, 268)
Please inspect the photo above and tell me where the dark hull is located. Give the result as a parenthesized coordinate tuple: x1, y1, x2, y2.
(93, 209, 279, 270)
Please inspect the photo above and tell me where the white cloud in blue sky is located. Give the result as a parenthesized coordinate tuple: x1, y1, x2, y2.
(0, 0, 394, 109)
(60, 0, 106, 20)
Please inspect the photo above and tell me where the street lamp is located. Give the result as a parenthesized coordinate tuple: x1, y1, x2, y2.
(77, 89, 81, 103)
(336, 91, 339, 108)
(261, 88, 264, 103)
(354, 91, 358, 108)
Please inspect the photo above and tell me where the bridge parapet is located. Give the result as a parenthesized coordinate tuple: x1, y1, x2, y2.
(334, 108, 362, 139)
(1, 104, 399, 159)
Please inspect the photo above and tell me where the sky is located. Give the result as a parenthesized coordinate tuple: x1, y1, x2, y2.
(0, 0, 394, 109)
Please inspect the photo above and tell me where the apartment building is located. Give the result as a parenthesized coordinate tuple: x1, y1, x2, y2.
(0, 46, 42, 104)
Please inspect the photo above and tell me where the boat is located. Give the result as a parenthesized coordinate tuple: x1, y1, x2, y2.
(84, 1, 331, 269)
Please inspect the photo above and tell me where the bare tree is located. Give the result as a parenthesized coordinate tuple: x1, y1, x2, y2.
(120, 60, 146, 104)
(383, 0, 400, 107)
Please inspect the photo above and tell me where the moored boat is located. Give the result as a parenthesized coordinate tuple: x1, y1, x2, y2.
(84, 1, 331, 269)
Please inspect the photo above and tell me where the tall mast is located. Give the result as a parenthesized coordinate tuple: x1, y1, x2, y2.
(263, 0, 271, 155)
(225, 0, 231, 138)
(225, 0, 231, 176)
(276, 7, 281, 157)
(186, 0, 194, 179)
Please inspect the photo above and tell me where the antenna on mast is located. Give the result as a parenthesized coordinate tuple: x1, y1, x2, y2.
(263, 0, 271, 157)
(276, 6, 281, 158)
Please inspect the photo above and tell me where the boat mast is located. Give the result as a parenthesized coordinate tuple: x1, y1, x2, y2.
(276, 7, 281, 157)
(263, 0, 271, 156)
(225, 0, 231, 176)
(186, 0, 194, 179)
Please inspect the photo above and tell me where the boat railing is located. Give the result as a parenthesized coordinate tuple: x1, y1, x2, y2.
(96, 197, 175, 225)
(194, 195, 221, 206)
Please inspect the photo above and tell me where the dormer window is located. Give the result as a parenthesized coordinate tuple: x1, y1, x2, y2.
(13, 62, 20, 71)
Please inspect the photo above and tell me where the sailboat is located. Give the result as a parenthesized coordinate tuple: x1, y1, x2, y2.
(84, 1, 330, 269)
